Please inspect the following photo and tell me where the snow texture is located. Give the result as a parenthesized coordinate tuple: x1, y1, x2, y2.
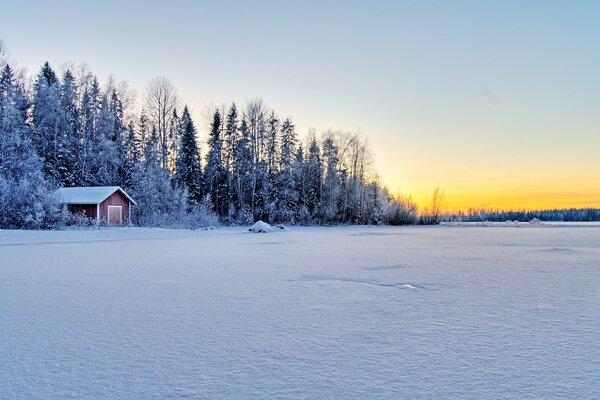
(249, 220, 276, 233)
(55, 186, 136, 205)
(1, 225, 600, 399)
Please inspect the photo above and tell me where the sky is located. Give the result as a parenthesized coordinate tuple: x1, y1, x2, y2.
(1, 0, 599, 211)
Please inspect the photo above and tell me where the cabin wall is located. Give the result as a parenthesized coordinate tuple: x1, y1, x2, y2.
(68, 204, 97, 220)
(99, 192, 131, 224)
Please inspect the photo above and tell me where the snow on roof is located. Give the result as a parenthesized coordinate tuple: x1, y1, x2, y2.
(55, 186, 137, 205)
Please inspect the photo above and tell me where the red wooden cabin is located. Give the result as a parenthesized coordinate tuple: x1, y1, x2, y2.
(55, 186, 137, 225)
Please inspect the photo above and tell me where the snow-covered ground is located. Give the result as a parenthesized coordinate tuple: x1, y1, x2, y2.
(1, 225, 599, 399)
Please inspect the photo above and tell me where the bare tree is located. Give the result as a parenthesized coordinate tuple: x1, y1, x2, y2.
(0, 38, 9, 68)
(420, 186, 447, 224)
(144, 76, 178, 170)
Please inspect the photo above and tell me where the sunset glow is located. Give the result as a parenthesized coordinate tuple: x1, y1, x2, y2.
(2, 1, 599, 213)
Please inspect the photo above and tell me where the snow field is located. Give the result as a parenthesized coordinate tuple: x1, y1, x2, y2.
(1, 225, 599, 399)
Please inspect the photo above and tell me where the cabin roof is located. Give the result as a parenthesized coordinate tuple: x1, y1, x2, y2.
(55, 186, 137, 205)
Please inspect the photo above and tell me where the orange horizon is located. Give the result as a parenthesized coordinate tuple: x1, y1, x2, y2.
(382, 176, 600, 214)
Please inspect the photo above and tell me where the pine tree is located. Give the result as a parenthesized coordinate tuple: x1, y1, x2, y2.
(305, 136, 323, 220)
(32, 61, 68, 185)
(205, 109, 226, 218)
(78, 77, 101, 184)
(266, 111, 279, 174)
(294, 143, 310, 223)
(232, 118, 253, 222)
(276, 118, 299, 222)
(175, 106, 203, 204)
(137, 110, 150, 163)
(58, 70, 79, 186)
(223, 103, 239, 219)
(321, 135, 341, 223)
(121, 121, 139, 188)
(92, 91, 122, 185)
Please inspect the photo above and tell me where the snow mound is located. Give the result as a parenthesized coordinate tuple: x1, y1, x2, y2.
(529, 218, 542, 225)
(273, 224, 289, 232)
(249, 221, 276, 233)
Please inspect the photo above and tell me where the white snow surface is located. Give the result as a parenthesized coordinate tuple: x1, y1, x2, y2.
(249, 220, 276, 233)
(1, 225, 600, 399)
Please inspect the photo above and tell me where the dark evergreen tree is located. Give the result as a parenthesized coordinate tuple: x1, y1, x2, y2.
(205, 109, 227, 218)
(223, 103, 239, 219)
(305, 136, 323, 220)
(265, 111, 279, 174)
(175, 106, 203, 204)
(294, 143, 310, 223)
(232, 118, 253, 222)
(321, 136, 341, 223)
(276, 118, 299, 222)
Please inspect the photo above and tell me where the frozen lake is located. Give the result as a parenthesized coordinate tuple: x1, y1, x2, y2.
(1, 225, 599, 399)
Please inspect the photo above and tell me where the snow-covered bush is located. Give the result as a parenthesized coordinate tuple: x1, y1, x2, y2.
(0, 174, 65, 230)
(127, 165, 219, 229)
(385, 193, 418, 225)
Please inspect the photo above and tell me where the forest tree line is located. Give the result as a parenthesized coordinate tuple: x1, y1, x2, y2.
(450, 208, 600, 223)
(0, 41, 424, 229)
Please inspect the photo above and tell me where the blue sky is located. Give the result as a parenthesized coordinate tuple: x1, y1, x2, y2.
(2, 0, 599, 209)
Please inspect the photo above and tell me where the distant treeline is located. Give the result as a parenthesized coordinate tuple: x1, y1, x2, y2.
(449, 208, 600, 222)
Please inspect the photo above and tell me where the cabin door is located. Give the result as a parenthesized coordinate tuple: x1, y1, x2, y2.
(108, 206, 122, 225)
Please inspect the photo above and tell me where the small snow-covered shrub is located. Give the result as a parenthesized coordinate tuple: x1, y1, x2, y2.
(52, 208, 94, 229)
(183, 200, 220, 229)
(385, 194, 417, 225)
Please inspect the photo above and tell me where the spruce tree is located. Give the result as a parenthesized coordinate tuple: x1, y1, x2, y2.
(321, 136, 340, 223)
(276, 118, 299, 222)
(58, 70, 79, 186)
(205, 109, 226, 218)
(32, 61, 68, 184)
(306, 136, 323, 220)
(223, 103, 239, 219)
(175, 106, 203, 204)
(232, 118, 253, 222)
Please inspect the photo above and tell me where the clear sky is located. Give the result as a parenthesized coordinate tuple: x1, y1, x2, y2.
(2, 0, 599, 211)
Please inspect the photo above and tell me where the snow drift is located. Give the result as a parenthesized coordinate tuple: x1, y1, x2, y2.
(249, 220, 276, 233)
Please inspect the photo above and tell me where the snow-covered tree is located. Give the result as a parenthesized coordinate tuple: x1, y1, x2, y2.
(32, 62, 70, 185)
(305, 135, 322, 220)
(175, 106, 202, 204)
(144, 76, 178, 170)
(276, 118, 299, 222)
(205, 109, 227, 218)
(58, 69, 79, 186)
(231, 117, 253, 222)
(321, 134, 341, 223)
(0, 64, 60, 228)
